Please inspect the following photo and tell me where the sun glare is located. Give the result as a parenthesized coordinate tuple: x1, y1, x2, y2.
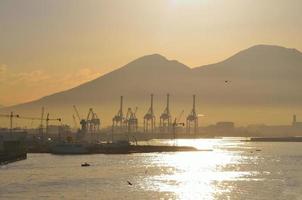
(170, 0, 204, 6)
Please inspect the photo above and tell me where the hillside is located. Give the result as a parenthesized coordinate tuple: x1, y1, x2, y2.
(191, 44, 302, 105)
(1, 45, 302, 126)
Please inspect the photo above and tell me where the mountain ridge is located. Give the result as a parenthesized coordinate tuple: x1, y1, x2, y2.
(3, 44, 302, 109)
(1, 44, 302, 126)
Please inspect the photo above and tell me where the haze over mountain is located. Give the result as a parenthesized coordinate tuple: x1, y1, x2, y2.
(1, 44, 302, 127)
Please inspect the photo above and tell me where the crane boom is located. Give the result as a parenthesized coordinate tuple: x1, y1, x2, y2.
(17, 116, 61, 121)
(72, 115, 78, 129)
(0, 112, 61, 135)
(73, 105, 81, 122)
(0, 112, 20, 133)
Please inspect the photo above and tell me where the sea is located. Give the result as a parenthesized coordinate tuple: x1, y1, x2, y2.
(1, 138, 302, 200)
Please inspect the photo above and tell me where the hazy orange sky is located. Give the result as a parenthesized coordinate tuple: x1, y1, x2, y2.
(1, 0, 302, 106)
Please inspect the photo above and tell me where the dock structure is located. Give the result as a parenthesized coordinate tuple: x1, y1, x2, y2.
(144, 94, 156, 133)
(186, 95, 198, 134)
(112, 96, 125, 133)
(159, 93, 172, 133)
(0, 131, 27, 165)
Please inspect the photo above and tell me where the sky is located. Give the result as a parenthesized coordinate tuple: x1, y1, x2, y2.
(0, 0, 302, 106)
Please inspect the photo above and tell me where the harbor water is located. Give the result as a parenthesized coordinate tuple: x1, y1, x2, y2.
(1, 138, 302, 200)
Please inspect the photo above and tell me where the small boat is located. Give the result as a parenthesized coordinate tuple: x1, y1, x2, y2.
(81, 162, 90, 167)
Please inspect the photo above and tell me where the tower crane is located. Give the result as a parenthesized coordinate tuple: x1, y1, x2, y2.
(0, 112, 20, 133)
(18, 114, 61, 140)
(0, 112, 61, 139)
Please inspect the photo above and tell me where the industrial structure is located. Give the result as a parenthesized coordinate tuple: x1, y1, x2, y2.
(159, 93, 172, 133)
(112, 96, 125, 133)
(39, 107, 45, 137)
(73, 106, 101, 142)
(125, 107, 138, 133)
(73, 105, 87, 133)
(43, 113, 62, 139)
(86, 108, 101, 134)
(111, 96, 138, 134)
(0, 112, 20, 134)
(172, 110, 185, 140)
(1, 94, 201, 137)
(72, 114, 78, 130)
(144, 94, 156, 133)
(21, 111, 61, 140)
(0, 110, 61, 140)
(186, 95, 198, 134)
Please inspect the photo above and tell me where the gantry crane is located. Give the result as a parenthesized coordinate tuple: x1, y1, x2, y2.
(160, 93, 172, 133)
(112, 96, 124, 133)
(86, 108, 100, 134)
(186, 95, 198, 134)
(125, 107, 138, 133)
(144, 94, 156, 133)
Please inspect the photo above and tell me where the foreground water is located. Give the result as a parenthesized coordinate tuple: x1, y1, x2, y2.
(1, 138, 302, 200)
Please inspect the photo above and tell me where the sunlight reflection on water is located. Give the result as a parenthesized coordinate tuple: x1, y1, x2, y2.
(142, 140, 248, 200)
(1, 139, 302, 200)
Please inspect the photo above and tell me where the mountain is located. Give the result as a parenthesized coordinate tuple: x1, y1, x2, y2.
(1, 45, 302, 126)
(191, 44, 302, 105)
(8, 54, 192, 107)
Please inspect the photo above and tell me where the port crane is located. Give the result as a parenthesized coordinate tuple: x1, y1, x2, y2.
(160, 93, 172, 133)
(86, 108, 100, 133)
(125, 107, 138, 133)
(144, 94, 156, 133)
(186, 95, 198, 134)
(73, 105, 87, 132)
(112, 96, 125, 133)
(172, 110, 185, 141)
